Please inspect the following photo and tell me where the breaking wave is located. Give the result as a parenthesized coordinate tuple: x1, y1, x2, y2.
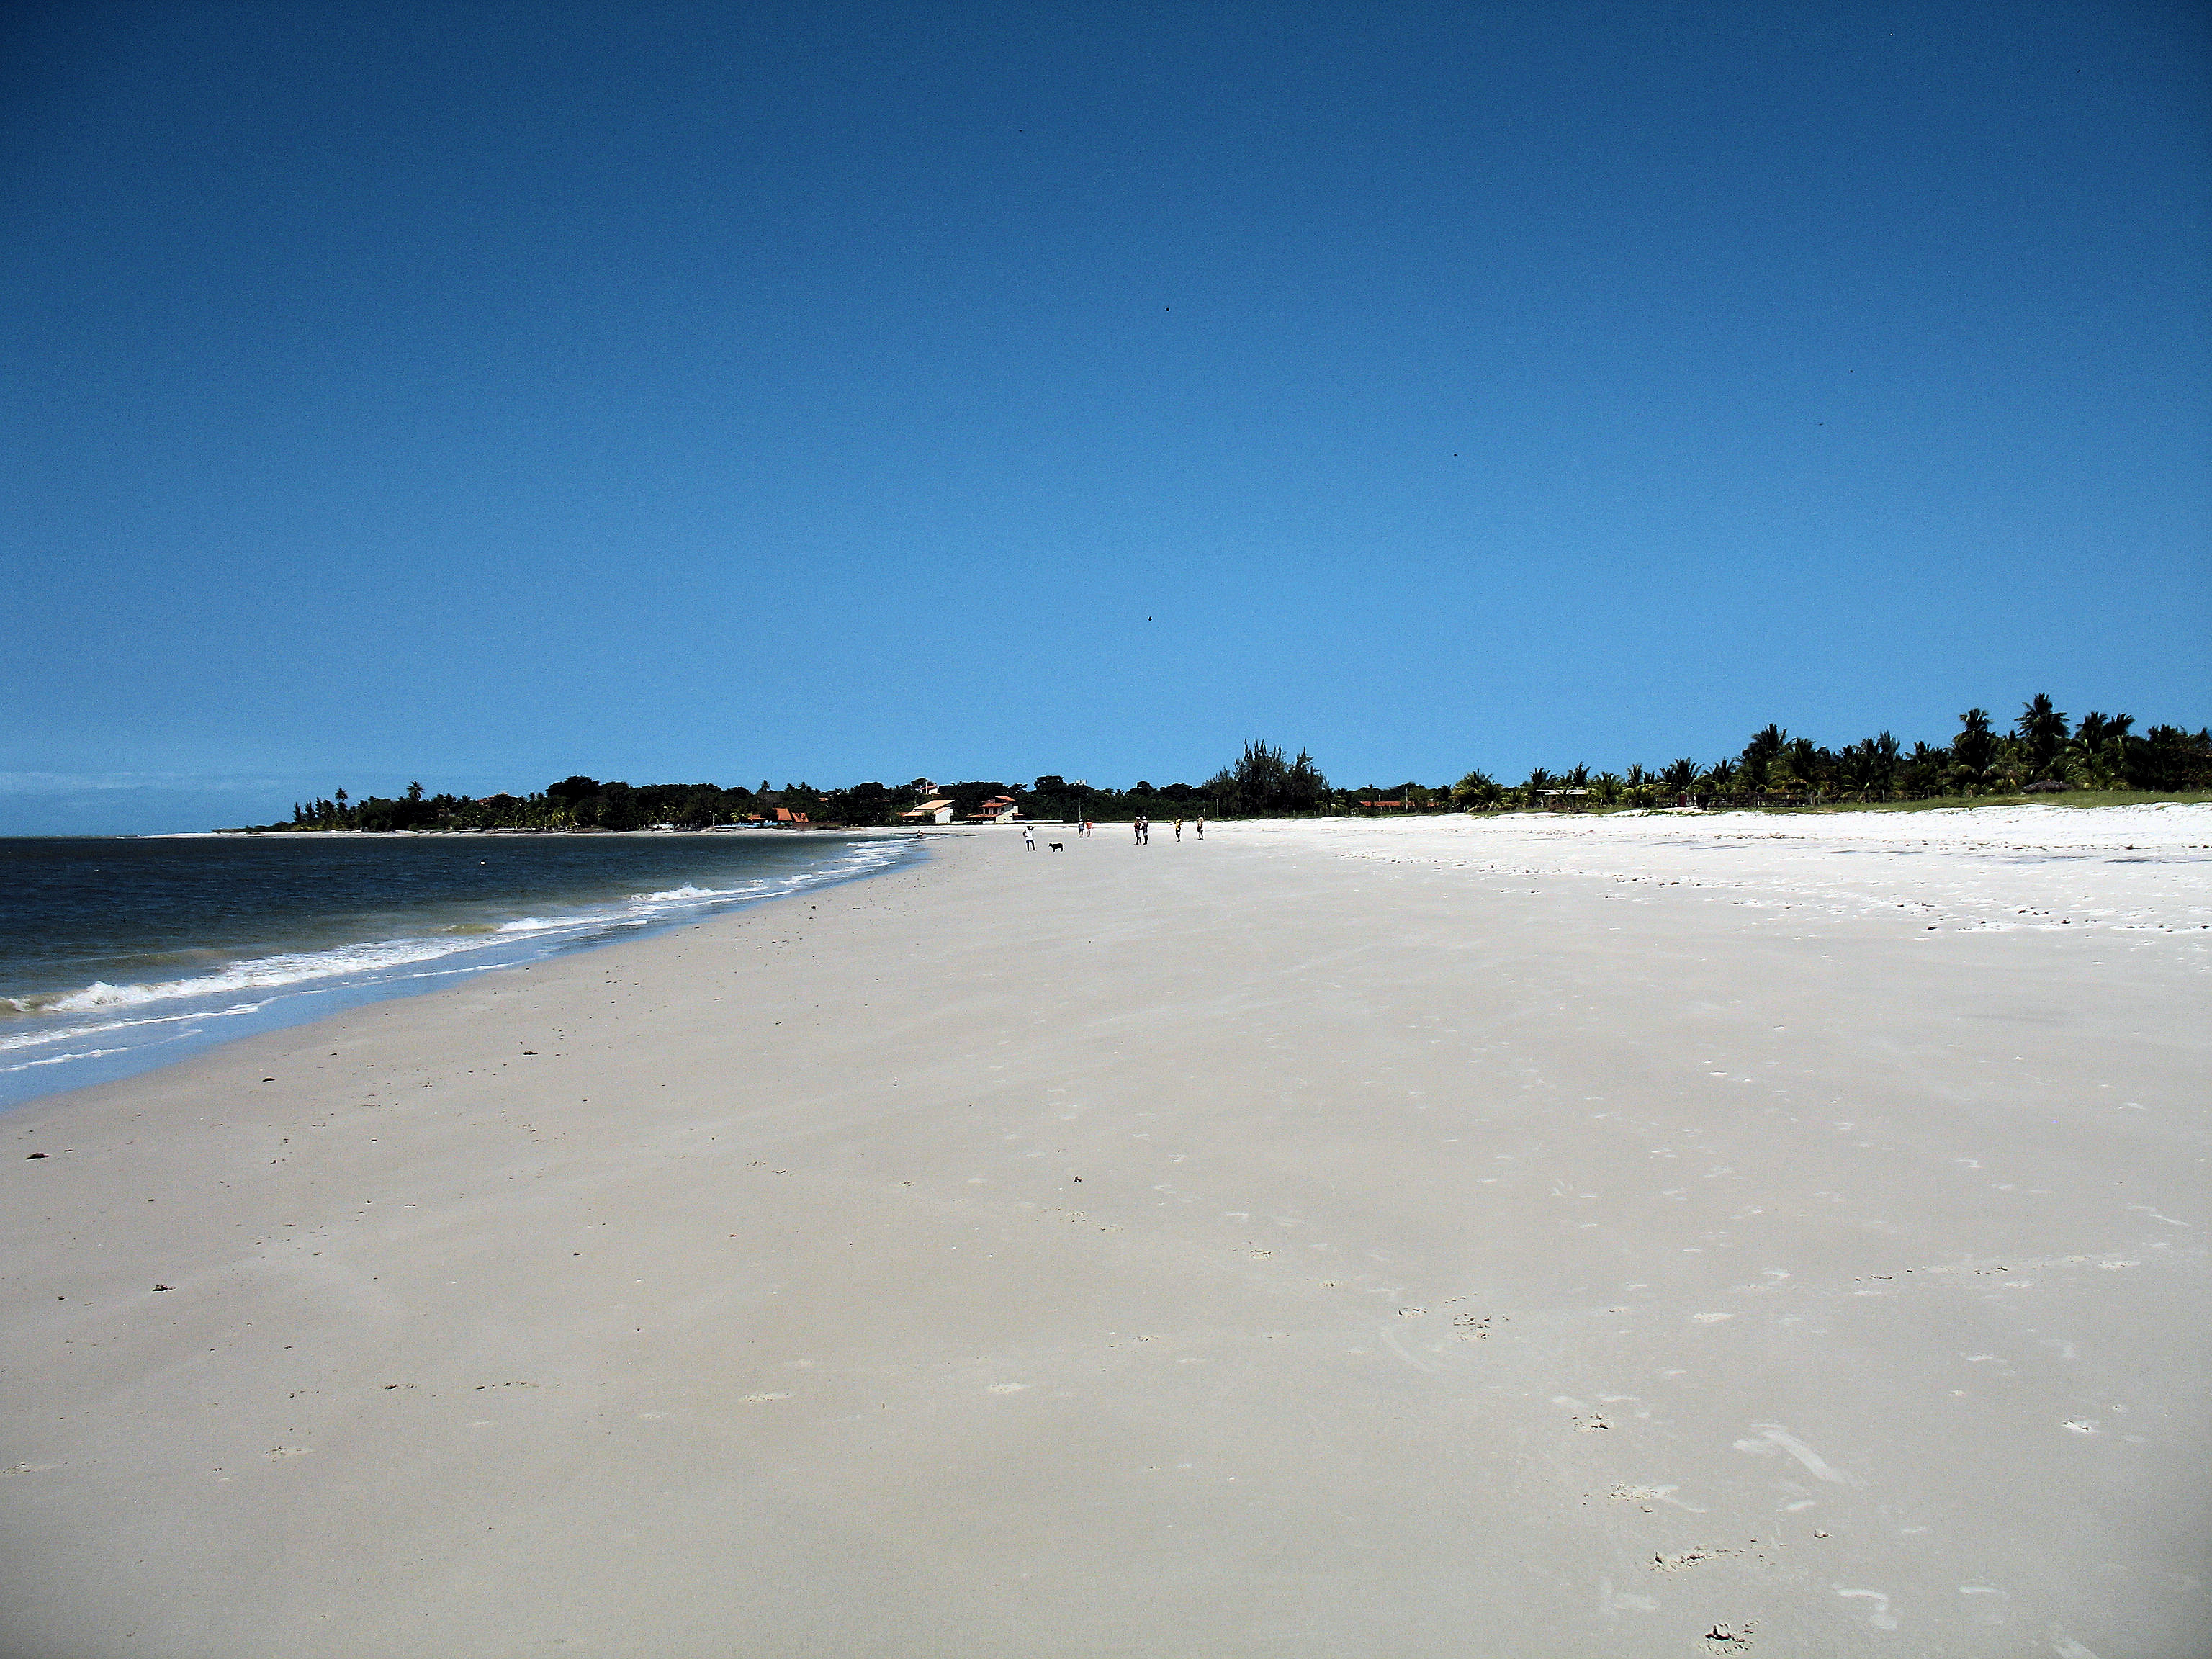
(0, 835, 916, 1092)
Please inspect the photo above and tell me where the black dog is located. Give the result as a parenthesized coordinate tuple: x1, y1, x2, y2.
(1047, 841, 1064, 851)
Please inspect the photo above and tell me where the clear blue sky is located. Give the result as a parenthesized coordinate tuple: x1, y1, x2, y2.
(4, 1, 2207, 831)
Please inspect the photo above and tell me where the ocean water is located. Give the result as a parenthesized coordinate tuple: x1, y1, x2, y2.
(0, 831, 920, 1109)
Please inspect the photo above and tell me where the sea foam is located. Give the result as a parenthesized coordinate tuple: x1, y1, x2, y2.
(0, 835, 917, 1095)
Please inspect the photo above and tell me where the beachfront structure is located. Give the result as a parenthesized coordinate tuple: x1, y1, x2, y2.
(968, 796, 1021, 823)
(773, 807, 811, 826)
(900, 799, 956, 824)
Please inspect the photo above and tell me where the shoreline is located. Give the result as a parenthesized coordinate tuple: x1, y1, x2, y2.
(0, 832, 938, 1113)
(2, 813, 2205, 1655)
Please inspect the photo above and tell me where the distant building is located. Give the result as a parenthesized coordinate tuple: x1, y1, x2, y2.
(968, 796, 1021, 822)
(899, 799, 955, 824)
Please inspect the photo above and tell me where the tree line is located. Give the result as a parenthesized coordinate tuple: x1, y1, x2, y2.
(1450, 696, 2212, 811)
(273, 776, 914, 833)
(248, 697, 2206, 834)
(257, 739, 1335, 833)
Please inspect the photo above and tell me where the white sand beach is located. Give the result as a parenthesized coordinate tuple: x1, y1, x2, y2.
(3, 806, 2207, 1657)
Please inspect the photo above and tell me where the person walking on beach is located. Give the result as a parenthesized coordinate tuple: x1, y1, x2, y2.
(1174, 817, 1183, 841)
(1022, 824, 1035, 851)
(1195, 816, 1204, 840)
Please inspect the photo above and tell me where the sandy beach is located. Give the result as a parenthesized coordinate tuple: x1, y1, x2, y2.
(2, 806, 2206, 1658)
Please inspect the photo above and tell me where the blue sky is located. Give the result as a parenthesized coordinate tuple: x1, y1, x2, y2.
(4, 1, 2207, 831)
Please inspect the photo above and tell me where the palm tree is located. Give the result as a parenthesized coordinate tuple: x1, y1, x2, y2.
(1838, 738, 1885, 800)
(1873, 732, 1901, 798)
(2062, 716, 2132, 791)
(1740, 725, 1786, 791)
(1776, 738, 1823, 800)
(1660, 757, 1699, 799)
(1987, 738, 2032, 795)
(1593, 772, 1624, 806)
(1700, 757, 1738, 799)
(2015, 693, 2069, 779)
(1951, 709, 1997, 793)
(1452, 769, 1501, 809)
(1843, 735, 1899, 800)
(1898, 741, 1946, 798)
(2068, 711, 2134, 788)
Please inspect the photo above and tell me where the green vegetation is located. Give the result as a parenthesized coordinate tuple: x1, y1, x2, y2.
(259, 776, 904, 832)
(239, 696, 2208, 834)
(1450, 696, 2211, 812)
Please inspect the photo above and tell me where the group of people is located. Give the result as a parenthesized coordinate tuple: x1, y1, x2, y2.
(1130, 815, 1202, 844)
(1020, 815, 1205, 849)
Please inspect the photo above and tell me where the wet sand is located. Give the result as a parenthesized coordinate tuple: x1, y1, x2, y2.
(3, 809, 2206, 1656)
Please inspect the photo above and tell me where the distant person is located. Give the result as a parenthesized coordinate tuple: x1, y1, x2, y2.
(1022, 824, 1035, 851)
(1174, 817, 1183, 841)
(1195, 816, 1205, 840)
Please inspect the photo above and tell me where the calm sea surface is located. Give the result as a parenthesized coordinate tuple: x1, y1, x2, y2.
(0, 832, 919, 1108)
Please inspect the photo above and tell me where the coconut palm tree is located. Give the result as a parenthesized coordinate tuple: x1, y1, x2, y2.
(1951, 709, 1997, 793)
(1839, 737, 1895, 800)
(1593, 772, 1624, 806)
(1660, 757, 1699, 799)
(1700, 758, 1738, 799)
(1452, 769, 1501, 809)
(1740, 725, 1786, 791)
(1899, 741, 1946, 797)
(2067, 711, 2134, 788)
(1873, 732, 1901, 798)
(2016, 693, 2069, 779)
(1776, 737, 1824, 801)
